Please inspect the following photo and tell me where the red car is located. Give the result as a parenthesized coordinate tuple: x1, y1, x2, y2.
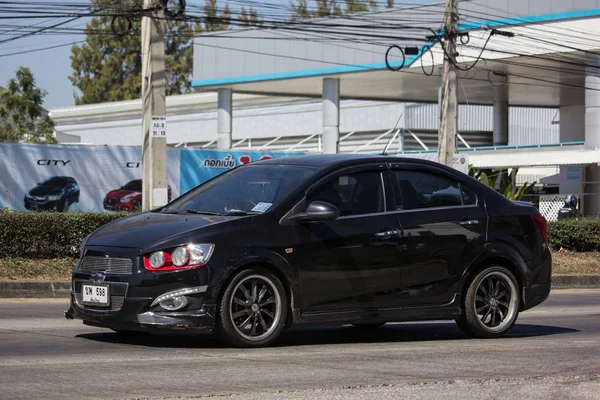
(103, 179, 172, 212)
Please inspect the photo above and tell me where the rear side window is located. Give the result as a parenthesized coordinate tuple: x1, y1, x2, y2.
(307, 171, 385, 216)
(394, 170, 465, 209)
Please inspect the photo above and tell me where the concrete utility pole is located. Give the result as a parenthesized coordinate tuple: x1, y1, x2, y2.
(141, 0, 168, 211)
(438, 0, 458, 167)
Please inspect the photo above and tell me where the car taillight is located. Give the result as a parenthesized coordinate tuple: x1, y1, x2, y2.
(143, 244, 215, 272)
(531, 215, 548, 245)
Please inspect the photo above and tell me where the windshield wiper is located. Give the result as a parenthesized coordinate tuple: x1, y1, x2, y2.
(178, 210, 221, 215)
(222, 209, 261, 216)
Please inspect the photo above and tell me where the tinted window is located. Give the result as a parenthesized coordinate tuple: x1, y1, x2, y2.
(461, 185, 478, 205)
(395, 170, 463, 209)
(163, 165, 317, 214)
(307, 171, 384, 216)
(40, 177, 67, 187)
(122, 180, 142, 191)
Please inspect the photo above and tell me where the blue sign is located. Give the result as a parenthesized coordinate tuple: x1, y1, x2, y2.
(179, 150, 304, 194)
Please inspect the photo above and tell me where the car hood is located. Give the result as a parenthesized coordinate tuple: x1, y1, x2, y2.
(86, 212, 250, 250)
(106, 189, 138, 198)
(29, 185, 62, 197)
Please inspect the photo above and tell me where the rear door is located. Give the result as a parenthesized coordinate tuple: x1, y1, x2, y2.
(292, 164, 403, 312)
(390, 163, 487, 306)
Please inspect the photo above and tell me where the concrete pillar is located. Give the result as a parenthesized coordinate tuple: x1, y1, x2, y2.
(493, 87, 509, 146)
(584, 70, 600, 216)
(322, 78, 340, 154)
(217, 88, 232, 149)
(559, 105, 585, 143)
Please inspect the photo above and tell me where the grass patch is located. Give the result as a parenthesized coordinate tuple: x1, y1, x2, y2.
(552, 251, 600, 275)
(0, 258, 75, 281)
(0, 251, 599, 281)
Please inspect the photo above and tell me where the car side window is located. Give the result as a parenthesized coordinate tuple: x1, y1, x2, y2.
(461, 185, 478, 205)
(307, 171, 385, 216)
(394, 170, 465, 209)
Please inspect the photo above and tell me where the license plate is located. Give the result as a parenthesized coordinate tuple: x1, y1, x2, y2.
(82, 284, 110, 306)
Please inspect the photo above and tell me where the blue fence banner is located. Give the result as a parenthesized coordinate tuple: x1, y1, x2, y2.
(0, 143, 304, 212)
(179, 149, 304, 194)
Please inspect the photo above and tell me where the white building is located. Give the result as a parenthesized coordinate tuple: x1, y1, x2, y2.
(50, 0, 600, 219)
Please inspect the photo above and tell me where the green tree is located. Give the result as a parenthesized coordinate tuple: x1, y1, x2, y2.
(290, 0, 311, 21)
(0, 67, 57, 144)
(469, 165, 536, 201)
(289, 0, 376, 20)
(239, 7, 263, 27)
(70, 0, 239, 105)
(203, 0, 231, 32)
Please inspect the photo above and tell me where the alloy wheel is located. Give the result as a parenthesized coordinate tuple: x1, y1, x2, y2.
(473, 271, 519, 333)
(229, 275, 282, 342)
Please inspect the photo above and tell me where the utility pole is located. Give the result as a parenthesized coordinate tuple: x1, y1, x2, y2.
(438, 0, 458, 167)
(141, 0, 168, 211)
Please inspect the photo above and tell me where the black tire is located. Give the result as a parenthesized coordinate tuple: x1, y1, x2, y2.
(57, 197, 69, 212)
(456, 266, 520, 338)
(133, 200, 142, 211)
(215, 267, 287, 348)
(352, 323, 386, 330)
(111, 329, 149, 337)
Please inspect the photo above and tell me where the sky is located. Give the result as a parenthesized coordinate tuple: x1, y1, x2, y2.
(0, 0, 434, 110)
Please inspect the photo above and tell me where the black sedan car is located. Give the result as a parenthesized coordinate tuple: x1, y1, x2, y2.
(24, 176, 80, 212)
(65, 155, 551, 347)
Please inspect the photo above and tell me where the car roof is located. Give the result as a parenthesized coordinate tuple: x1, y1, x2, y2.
(256, 154, 445, 169)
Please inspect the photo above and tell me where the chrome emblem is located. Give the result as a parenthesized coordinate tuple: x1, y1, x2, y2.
(91, 272, 106, 283)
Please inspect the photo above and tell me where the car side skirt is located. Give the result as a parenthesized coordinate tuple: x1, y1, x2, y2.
(295, 294, 462, 326)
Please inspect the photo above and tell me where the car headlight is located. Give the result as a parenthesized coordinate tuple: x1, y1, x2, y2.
(143, 244, 215, 272)
(120, 195, 134, 202)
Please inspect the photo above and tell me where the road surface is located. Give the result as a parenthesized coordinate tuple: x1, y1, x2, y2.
(0, 290, 599, 399)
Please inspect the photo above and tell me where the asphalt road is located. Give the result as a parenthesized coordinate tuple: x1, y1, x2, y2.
(0, 290, 599, 400)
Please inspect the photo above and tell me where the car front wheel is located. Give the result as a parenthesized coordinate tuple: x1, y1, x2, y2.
(216, 267, 287, 347)
(456, 266, 520, 338)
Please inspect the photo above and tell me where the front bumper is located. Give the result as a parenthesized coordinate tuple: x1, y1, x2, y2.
(66, 246, 217, 332)
(65, 291, 216, 332)
(103, 199, 134, 212)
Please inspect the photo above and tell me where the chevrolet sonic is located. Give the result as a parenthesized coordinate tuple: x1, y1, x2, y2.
(65, 154, 552, 347)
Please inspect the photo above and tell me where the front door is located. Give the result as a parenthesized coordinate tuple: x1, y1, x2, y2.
(292, 167, 403, 313)
(390, 165, 487, 306)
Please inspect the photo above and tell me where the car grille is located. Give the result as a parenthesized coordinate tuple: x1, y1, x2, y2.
(75, 293, 125, 311)
(105, 198, 118, 206)
(78, 256, 133, 275)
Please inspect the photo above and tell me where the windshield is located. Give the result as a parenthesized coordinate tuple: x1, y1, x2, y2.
(122, 180, 142, 191)
(162, 164, 317, 215)
(40, 177, 67, 187)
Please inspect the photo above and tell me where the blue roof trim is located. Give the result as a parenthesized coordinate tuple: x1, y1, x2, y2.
(191, 56, 421, 87)
(192, 8, 600, 88)
(379, 141, 585, 155)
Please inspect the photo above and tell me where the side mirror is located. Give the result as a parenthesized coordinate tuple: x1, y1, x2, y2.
(291, 201, 340, 222)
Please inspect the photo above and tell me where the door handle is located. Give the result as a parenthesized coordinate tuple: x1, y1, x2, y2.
(375, 230, 400, 237)
(460, 219, 479, 226)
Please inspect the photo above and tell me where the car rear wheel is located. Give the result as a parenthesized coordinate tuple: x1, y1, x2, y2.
(216, 267, 287, 348)
(456, 266, 520, 338)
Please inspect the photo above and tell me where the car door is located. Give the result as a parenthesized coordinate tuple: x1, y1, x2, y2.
(292, 165, 403, 313)
(390, 164, 487, 306)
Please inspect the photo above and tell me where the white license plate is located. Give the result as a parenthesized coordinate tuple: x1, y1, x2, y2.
(82, 284, 110, 306)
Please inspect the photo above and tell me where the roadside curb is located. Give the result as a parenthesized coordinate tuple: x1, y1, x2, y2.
(1, 275, 600, 298)
(0, 281, 70, 298)
(551, 274, 600, 289)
